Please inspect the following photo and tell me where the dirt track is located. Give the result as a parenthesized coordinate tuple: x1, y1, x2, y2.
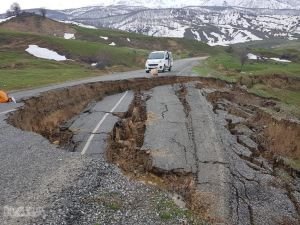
(6, 76, 300, 224)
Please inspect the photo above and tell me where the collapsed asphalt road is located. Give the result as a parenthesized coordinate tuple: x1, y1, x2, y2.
(0, 57, 205, 225)
(107, 81, 300, 224)
(1, 57, 300, 225)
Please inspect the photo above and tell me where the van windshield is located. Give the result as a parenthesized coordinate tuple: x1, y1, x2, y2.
(148, 52, 165, 59)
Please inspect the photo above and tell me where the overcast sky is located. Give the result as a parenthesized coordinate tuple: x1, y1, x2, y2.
(0, 0, 103, 13)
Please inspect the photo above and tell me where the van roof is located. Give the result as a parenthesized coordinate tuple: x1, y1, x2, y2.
(151, 51, 171, 53)
(151, 51, 165, 53)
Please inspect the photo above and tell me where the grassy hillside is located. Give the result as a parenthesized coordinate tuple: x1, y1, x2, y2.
(0, 14, 218, 91)
(0, 29, 148, 90)
(194, 43, 300, 117)
(195, 52, 300, 81)
(0, 14, 219, 59)
(0, 51, 100, 90)
(74, 26, 220, 58)
(0, 29, 148, 66)
(0, 13, 75, 37)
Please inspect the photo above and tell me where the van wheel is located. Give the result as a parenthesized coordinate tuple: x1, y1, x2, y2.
(146, 70, 150, 73)
(168, 66, 172, 72)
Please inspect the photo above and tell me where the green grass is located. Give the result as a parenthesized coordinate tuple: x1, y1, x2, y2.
(194, 52, 300, 78)
(74, 26, 220, 58)
(104, 201, 122, 211)
(0, 68, 97, 91)
(47, 38, 147, 66)
(249, 84, 300, 107)
(0, 29, 150, 90)
(156, 198, 210, 225)
(193, 49, 300, 117)
(74, 26, 150, 40)
(157, 198, 185, 220)
(193, 53, 241, 82)
(0, 51, 99, 90)
(0, 29, 148, 67)
(237, 39, 300, 63)
(0, 26, 220, 91)
(284, 158, 300, 171)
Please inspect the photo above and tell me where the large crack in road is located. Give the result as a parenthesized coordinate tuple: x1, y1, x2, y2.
(4, 76, 300, 225)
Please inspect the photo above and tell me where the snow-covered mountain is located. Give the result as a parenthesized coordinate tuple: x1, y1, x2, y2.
(93, 0, 300, 9)
(53, 6, 299, 46)
(1, 2, 299, 46)
(96, 0, 203, 8)
(203, 0, 300, 9)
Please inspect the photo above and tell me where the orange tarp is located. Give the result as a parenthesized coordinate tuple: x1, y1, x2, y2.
(0, 90, 9, 103)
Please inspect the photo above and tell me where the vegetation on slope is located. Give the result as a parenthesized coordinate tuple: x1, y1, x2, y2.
(0, 29, 147, 90)
(0, 14, 218, 90)
(194, 42, 300, 117)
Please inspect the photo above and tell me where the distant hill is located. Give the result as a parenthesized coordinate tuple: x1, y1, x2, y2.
(6, 5, 298, 46)
(0, 13, 218, 91)
(0, 13, 75, 38)
(0, 14, 217, 59)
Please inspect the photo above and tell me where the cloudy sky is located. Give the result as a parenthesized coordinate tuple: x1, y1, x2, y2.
(0, 0, 103, 13)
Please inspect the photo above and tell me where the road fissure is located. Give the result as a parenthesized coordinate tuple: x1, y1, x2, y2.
(81, 91, 129, 155)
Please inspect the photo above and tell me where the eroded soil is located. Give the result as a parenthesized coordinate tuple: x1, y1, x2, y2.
(206, 86, 300, 170)
(239, 74, 300, 91)
(8, 77, 202, 149)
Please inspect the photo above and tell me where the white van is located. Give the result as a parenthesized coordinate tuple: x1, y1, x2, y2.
(145, 51, 173, 73)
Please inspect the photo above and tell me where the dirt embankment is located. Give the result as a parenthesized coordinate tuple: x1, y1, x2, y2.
(250, 111, 300, 161)
(239, 74, 300, 91)
(0, 14, 75, 38)
(206, 87, 300, 175)
(106, 87, 215, 223)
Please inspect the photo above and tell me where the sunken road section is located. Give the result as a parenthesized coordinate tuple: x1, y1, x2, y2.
(8, 77, 202, 150)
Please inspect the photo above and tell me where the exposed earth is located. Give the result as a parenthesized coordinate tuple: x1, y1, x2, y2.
(1, 57, 299, 225)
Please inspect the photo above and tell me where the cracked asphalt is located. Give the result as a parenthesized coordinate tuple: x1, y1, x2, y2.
(1, 56, 299, 225)
(140, 83, 299, 224)
(70, 91, 134, 155)
(0, 57, 205, 225)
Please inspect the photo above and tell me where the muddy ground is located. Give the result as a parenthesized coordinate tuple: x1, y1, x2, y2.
(8, 76, 300, 224)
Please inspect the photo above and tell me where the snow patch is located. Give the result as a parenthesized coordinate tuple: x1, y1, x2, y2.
(0, 16, 15, 23)
(25, 45, 67, 61)
(109, 42, 116, 46)
(288, 36, 298, 40)
(247, 54, 291, 62)
(100, 36, 108, 40)
(120, 21, 189, 38)
(64, 33, 75, 40)
(203, 31, 216, 45)
(127, 38, 131, 42)
(91, 63, 97, 67)
(59, 20, 97, 29)
(208, 30, 262, 46)
(270, 58, 291, 63)
(247, 53, 258, 60)
(191, 30, 201, 41)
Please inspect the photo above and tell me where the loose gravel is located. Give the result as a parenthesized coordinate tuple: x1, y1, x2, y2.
(28, 156, 197, 225)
